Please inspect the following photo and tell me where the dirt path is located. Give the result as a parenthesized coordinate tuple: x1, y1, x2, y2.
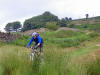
(23, 28, 48, 35)
(96, 44, 100, 46)
(56, 27, 80, 32)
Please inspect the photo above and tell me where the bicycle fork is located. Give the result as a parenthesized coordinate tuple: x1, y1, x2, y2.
(30, 48, 35, 61)
(30, 52, 34, 61)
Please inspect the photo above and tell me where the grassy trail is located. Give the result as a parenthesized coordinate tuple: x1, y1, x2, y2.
(71, 44, 100, 58)
(69, 36, 100, 58)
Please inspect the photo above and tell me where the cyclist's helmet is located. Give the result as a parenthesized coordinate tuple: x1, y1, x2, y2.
(32, 32, 38, 37)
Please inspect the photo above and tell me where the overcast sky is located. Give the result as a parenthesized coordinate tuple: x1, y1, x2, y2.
(0, 0, 100, 32)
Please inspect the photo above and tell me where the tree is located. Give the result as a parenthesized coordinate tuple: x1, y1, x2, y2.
(5, 23, 12, 32)
(13, 22, 22, 32)
(84, 14, 89, 28)
(69, 17, 72, 21)
(65, 17, 69, 22)
(86, 14, 89, 20)
(59, 18, 67, 27)
(22, 11, 59, 31)
(5, 21, 22, 32)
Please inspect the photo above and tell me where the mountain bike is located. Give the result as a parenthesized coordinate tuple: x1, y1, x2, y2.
(29, 47, 42, 61)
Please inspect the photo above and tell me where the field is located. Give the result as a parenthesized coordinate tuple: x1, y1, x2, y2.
(1, 24, 100, 75)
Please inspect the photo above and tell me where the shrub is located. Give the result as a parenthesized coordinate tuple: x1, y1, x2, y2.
(46, 22, 59, 31)
(68, 22, 75, 28)
(13, 35, 31, 46)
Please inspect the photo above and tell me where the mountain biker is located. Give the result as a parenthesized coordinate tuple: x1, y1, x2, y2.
(27, 32, 43, 56)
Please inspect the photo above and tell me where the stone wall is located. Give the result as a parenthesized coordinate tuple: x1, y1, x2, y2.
(0, 32, 19, 42)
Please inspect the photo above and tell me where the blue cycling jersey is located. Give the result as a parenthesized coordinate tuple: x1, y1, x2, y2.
(28, 35, 43, 47)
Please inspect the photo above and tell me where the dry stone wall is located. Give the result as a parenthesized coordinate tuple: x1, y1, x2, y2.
(0, 32, 19, 42)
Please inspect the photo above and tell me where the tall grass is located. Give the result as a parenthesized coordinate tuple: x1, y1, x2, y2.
(0, 45, 70, 75)
(39, 45, 70, 75)
(0, 45, 32, 75)
(65, 56, 100, 75)
(86, 59, 100, 75)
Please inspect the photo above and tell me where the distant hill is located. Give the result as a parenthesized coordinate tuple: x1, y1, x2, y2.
(72, 16, 100, 25)
(90, 16, 100, 20)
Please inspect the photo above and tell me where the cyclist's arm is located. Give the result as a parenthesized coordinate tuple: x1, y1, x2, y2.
(28, 37, 34, 47)
(37, 36, 42, 46)
(39, 36, 42, 43)
(37, 43, 40, 46)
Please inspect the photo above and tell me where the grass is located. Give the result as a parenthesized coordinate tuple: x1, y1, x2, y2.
(0, 40, 100, 75)
(1, 28, 100, 75)
(12, 35, 31, 46)
(0, 45, 32, 75)
(74, 23, 100, 32)
(0, 45, 70, 75)
(86, 59, 100, 75)
(0, 42, 7, 47)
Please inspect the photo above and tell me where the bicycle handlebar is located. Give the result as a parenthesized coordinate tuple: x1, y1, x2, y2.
(26, 46, 35, 49)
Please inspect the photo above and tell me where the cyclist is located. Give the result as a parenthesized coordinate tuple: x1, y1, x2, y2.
(27, 32, 43, 56)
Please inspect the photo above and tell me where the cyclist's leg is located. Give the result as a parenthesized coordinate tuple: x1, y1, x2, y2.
(39, 43, 44, 62)
(39, 43, 44, 58)
(40, 43, 43, 53)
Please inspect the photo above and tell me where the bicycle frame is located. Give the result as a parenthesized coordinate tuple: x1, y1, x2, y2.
(30, 47, 35, 61)
(30, 47, 40, 61)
